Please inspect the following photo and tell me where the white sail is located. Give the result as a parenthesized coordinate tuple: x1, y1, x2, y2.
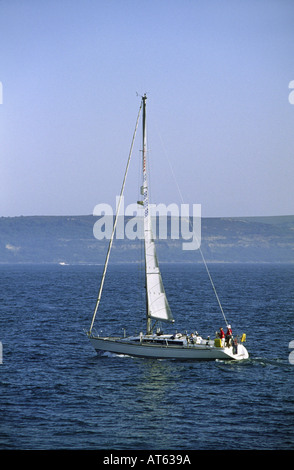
(141, 95, 174, 326)
(144, 212, 174, 323)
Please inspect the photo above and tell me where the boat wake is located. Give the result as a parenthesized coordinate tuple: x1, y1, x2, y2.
(98, 350, 130, 359)
(216, 355, 290, 370)
(250, 356, 291, 368)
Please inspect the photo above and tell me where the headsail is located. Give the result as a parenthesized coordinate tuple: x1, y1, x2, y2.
(144, 212, 174, 324)
(141, 95, 174, 329)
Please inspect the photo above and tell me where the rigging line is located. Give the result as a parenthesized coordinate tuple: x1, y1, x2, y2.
(89, 99, 143, 334)
(156, 129, 229, 328)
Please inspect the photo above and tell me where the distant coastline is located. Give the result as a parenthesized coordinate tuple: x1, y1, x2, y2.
(0, 215, 293, 264)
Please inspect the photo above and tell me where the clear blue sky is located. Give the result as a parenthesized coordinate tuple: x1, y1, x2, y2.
(1, 0, 294, 217)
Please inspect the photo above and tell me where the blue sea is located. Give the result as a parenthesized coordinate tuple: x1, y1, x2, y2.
(0, 263, 294, 451)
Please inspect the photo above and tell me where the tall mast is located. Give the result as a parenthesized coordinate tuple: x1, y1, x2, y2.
(142, 94, 174, 334)
(142, 94, 151, 334)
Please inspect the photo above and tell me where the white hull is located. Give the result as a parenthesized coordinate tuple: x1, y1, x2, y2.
(88, 335, 249, 361)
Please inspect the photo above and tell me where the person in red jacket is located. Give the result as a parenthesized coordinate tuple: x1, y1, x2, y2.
(225, 325, 233, 346)
(219, 327, 225, 347)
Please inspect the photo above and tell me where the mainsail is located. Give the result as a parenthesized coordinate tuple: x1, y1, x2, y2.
(141, 95, 174, 330)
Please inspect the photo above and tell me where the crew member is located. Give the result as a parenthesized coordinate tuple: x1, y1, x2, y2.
(219, 327, 225, 347)
(225, 324, 233, 347)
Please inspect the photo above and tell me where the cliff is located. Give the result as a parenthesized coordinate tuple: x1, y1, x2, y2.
(0, 215, 293, 264)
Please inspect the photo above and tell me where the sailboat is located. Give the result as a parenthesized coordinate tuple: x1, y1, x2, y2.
(87, 95, 249, 361)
